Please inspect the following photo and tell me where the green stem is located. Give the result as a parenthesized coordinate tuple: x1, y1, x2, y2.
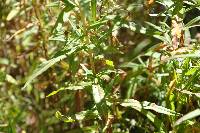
(78, 2, 95, 74)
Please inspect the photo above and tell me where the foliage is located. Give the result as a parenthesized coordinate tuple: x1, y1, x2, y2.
(0, 0, 200, 132)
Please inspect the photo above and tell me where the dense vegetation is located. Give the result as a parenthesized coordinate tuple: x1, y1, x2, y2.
(1, 0, 200, 132)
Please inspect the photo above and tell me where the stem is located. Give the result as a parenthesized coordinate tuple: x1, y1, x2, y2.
(78, 3, 95, 74)
(32, 0, 48, 59)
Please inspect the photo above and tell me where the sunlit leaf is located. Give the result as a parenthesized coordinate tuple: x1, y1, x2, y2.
(120, 99, 168, 132)
(91, 0, 97, 21)
(6, 74, 18, 85)
(92, 85, 105, 103)
(47, 81, 92, 97)
(51, 1, 75, 34)
(55, 110, 99, 123)
(6, 7, 20, 21)
(55, 111, 75, 123)
(0, 71, 6, 82)
(184, 16, 200, 29)
(185, 68, 198, 75)
(0, 58, 9, 65)
(80, 64, 93, 75)
(121, 99, 179, 115)
(174, 109, 200, 127)
(105, 60, 114, 67)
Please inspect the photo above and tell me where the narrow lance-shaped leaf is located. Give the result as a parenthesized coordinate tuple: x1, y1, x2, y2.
(142, 101, 179, 115)
(55, 110, 99, 123)
(22, 55, 67, 90)
(173, 109, 200, 127)
(6, 7, 20, 21)
(63, 0, 76, 7)
(55, 111, 75, 123)
(46, 86, 84, 97)
(162, 53, 200, 62)
(0, 71, 6, 82)
(120, 99, 167, 132)
(184, 16, 200, 29)
(185, 67, 198, 75)
(91, 0, 97, 21)
(80, 64, 93, 75)
(51, 1, 76, 34)
(120, 99, 179, 115)
(145, 21, 164, 32)
(47, 81, 92, 97)
(141, 110, 166, 133)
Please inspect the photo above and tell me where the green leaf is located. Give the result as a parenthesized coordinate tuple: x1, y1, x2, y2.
(63, 0, 76, 8)
(91, 0, 97, 21)
(163, 54, 200, 62)
(51, 9, 65, 34)
(80, 64, 93, 75)
(6, 74, 18, 85)
(173, 109, 200, 127)
(120, 62, 140, 68)
(46, 1, 60, 7)
(6, 7, 20, 21)
(0, 71, 6, 82)
(184, 16, 200, 29)
(141, 110, 166, 133)
(22, 55, 67, 90)
(47, 82, 92, 97)
(51, 1, 75, 34)
(55, 110, 99, 123)
(176, 89, 200, 98)
(105, 60, 114, 67)
(46, 88, 65, 97)
(89, 19, 108, 29)
(75, 110, 99, 121)
(55, 111, 75, 123)
(185, 68, 198, 75)
(131, 39, 151, 57)
(92, 85, 105, 103)
(121, 99, 178, 116)
(145, 21, 163, 32)
(0, 58, 9, 65)
(142, 101, 179, 115)
(120, 99, 168, 132)
(153, 35, 169, 43)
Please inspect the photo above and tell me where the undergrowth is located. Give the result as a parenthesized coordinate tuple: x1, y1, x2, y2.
(0, 0, 200, 132)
